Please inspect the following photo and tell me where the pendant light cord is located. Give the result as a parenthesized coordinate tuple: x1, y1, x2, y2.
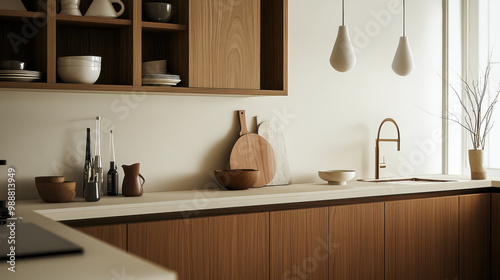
(342, 0, 345, 26)
(403, 0, 406, 36)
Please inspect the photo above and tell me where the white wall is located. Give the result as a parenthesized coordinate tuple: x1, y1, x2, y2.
(0, 0, 443, 200)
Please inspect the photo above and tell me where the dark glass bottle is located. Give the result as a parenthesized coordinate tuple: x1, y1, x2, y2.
(83, 128, 92, 198)
(107, 161, 118, 196)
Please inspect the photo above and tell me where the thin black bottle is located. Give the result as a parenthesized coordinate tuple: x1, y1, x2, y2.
(107, 130, 118, 196)
(83, 128, 92, 198)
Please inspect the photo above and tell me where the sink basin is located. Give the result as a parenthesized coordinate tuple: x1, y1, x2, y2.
(358, 178, 457, 183)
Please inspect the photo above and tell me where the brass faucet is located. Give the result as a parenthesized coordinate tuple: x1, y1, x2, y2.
(375, 118, 400, 179)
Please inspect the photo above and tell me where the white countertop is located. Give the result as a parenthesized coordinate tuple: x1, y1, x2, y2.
(1, 202, 178, 279)
(2, 176, 499, 279)
(19, 175, 500, 222)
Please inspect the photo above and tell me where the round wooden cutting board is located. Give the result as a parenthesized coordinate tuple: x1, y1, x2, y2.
(229, 110, 277, 187)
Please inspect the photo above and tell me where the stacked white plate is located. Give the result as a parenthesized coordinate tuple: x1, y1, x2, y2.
(0, 70, 41, 82)
(142, 74, 181, 86)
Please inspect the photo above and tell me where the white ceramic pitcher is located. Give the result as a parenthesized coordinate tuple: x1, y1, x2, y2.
(85, 0, 124, 18)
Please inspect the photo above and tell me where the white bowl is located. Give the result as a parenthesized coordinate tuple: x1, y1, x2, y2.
(58, 66, 101, 84)
(59, 56, 102, 63)
(318, 170, 356, 185)
(58, 58, 101, 67)
(142, 60, 167, 74)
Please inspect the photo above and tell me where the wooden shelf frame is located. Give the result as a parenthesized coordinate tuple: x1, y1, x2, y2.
(0, 9, 46, 20)
(142, 22, 187, 32)
(56, 14, 132, 27)
(0, 0, 288, 96)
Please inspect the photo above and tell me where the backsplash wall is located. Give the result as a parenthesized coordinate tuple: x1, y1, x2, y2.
(0, 0, 443, 200)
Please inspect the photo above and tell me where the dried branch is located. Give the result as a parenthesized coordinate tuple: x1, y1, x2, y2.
(446, 64, 499, 150)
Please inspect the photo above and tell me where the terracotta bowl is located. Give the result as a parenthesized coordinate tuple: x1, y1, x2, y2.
(35, 176, 65, 184)
(35, 181, 76, 203)
(214, 169, 260, 190)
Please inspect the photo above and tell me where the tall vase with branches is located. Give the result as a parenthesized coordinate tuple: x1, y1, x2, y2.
(448, 64, 500, 179)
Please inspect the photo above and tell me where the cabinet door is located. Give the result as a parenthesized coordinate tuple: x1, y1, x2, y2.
(189, 0, 261, 89)
(329, 203, 384, 280)
(459, 194, 491, 280)
(209, 212, 269, 280)
(75, 224, 127, 251)
(270, 207, 329, 280)
(128, 218, 210, 280)
(493, 194, 500, 280)
(385, 196, 459, 280)
(128, 213, 268, 280)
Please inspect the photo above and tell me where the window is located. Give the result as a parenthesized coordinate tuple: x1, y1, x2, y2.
(446, 0, 500, 175)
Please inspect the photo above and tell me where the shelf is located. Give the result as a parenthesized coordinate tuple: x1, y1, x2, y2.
(142, 22, 187, 32)
(0, 82, 287, 96)
(0, 9, 45, 20)
(0, 0, 287, 96)
(56, 15, 132, 27)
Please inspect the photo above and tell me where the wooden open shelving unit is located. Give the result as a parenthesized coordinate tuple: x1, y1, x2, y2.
(0, 0, 287, 96)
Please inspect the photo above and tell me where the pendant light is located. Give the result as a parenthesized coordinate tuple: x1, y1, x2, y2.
(392, 0, 414, 76)
(330, 0, 356, 72)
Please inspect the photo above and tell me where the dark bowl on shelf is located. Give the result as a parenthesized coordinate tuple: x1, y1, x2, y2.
(144, 2, 173, 23)
(214, 169, 260, 190)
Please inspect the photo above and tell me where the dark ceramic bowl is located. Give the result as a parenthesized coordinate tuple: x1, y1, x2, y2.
(144, 2, 172, 23)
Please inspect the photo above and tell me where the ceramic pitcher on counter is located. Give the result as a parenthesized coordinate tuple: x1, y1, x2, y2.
(85, 0, 124, 18)
(122, 163, 145, 197)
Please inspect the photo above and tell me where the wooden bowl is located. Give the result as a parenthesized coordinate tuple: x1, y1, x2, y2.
(35, 181, 76, 203)
(214, 169, 260, 190)
(35, 176, 65, 184)
(318, 170, 356, 185)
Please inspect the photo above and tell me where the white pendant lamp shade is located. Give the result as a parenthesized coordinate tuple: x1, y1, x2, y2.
(330, 0, 356, 72)
(392, 0, 414, 76)
(330, 26, 356, 72)
(392, 36, 414, 76)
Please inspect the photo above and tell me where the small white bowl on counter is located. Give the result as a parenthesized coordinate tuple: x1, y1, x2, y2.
(318, 170, 356, 185)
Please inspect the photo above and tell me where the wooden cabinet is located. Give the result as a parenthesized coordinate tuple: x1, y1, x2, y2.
(190, 0, 260, 89)
(128, 212, 268, 280)
(493, 194, 500, 280)
(75, 224, 127, 251)
(385, 196, 459, 280)
(69, 191, 500, 280)
(329, 203, 384, 280)
(459, 194, 491, 280)
(0, 0, 287, 95)
(128, 217, 210, 280)
(270, 207, 329, 280)
(210, 212, 269, 280)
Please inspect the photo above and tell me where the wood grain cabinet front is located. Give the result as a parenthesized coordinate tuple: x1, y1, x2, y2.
(127, 212, 269, 280)
(385, 196, 459, 280)
(459, 194, 491, 280)
(189, 0, 261, 89)
(270, 207, 329, 280)
(75, 224, 127, 251)
(493, 194, 500, 280)
(329, 203, 384, 280)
